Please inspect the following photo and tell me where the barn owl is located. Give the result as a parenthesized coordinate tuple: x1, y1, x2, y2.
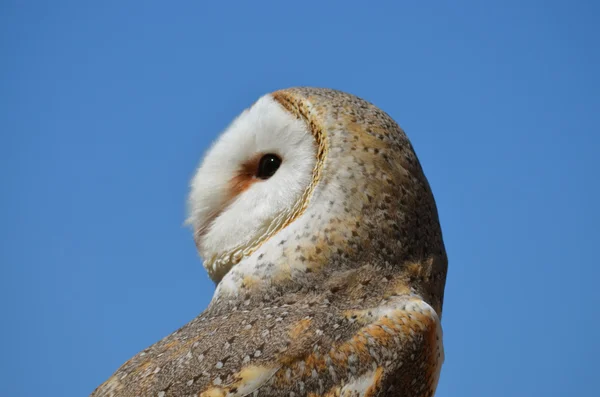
(91, 87, 448, 397)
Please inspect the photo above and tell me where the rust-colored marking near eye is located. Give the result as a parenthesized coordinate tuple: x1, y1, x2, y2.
(194, 155, 262, 249)
(228, 153, 262, 200)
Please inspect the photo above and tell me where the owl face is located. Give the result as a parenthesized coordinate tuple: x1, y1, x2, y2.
(187, 95, 319, 281)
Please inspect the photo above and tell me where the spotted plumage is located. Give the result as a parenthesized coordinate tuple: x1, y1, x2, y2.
(91, 87, 448, 397)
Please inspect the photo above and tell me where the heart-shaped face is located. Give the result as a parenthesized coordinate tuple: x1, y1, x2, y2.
(187, 94, 319, 282)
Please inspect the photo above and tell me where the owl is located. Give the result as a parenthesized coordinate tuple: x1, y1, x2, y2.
(91, 87, 448, 397)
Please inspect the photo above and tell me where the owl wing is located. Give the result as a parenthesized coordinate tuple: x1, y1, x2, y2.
(91, 293, 443, 397)
(257, 295, 444, 397)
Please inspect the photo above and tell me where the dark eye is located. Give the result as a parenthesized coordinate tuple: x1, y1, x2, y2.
(256, 154, 282, 180)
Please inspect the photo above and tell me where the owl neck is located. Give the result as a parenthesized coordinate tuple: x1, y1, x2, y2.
(207, 253, 447, 319)
(207, 204, 447, 316)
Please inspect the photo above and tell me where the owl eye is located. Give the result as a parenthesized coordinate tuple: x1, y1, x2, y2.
(256, 154, 282, 180)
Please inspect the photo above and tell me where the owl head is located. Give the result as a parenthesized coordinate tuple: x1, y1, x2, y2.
(187, 88, 446, 309)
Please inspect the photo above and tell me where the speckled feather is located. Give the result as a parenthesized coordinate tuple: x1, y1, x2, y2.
(91, 88, 447, 397)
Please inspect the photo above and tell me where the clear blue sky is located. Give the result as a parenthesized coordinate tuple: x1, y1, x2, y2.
(1, 1, 598, 396)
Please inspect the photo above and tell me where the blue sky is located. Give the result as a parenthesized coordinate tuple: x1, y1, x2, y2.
(1, 1, 598, 396)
